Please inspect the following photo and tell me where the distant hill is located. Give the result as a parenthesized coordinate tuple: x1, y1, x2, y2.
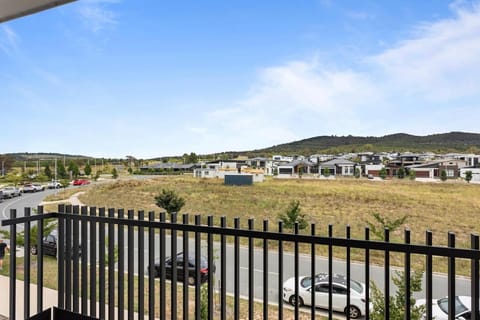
(217, 132, 480, 158)
(4, 132, 480, 162)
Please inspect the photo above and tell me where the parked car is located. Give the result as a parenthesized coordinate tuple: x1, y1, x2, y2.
(1, 186, 22, 198)
(416, 296, 477, 320)
(22, 183, 45, 193)
(47, 181, 62, 189)
(149, 252, 215, 285)
(0, 190, 3, 201)
(283, 273, 368, 319)
(31, 230, 82, 258)
(72, 179, 90, 186)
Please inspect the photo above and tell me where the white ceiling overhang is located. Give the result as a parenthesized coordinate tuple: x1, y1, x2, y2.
(0, 0, 76, 23)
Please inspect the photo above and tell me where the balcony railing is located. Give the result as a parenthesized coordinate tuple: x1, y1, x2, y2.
(1, 204, 480, 320)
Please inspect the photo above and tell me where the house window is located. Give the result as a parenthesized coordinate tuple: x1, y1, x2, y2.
(446, 169, 455, 177)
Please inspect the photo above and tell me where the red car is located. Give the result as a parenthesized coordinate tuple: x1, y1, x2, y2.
(72, 179, 90, 186)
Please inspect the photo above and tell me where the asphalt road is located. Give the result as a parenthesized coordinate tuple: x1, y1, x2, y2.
(0, 188, 475, 318)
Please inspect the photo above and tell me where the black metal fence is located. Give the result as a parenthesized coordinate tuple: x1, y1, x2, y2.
(2, 204, 480, 320)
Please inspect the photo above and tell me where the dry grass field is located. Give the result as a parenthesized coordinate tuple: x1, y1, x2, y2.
(44, 175, 480, 273)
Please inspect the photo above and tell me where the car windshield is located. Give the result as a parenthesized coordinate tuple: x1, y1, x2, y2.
(350, 279, 363, 294)
(437, 297, 468, 315)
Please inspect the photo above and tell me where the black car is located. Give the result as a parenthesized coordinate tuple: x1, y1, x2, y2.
(150, 252, 215, 285)
(31, 231, 82, 258)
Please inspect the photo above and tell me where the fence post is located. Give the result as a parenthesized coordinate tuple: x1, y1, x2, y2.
(448, 232, 456, 320)
(9, 209, 16, 320)
(384, 228, 390, 320)
(471, 234, 479, 320)
(404, 229, 411, 320)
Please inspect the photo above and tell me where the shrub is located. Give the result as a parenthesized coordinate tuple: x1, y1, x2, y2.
(278, 200, 308, 230)
(370, 270, 425, 320)
(154, 189, 186, 214)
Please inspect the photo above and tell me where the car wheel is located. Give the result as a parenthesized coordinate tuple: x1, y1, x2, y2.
(188, 276, 195, 285)
(346, 305, 361, 319)
(289, 295, 304, 307)
(31, 246, 38, 255)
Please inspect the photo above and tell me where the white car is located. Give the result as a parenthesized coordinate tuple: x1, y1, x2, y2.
(47, 181, 62, 189)
(283, 273, 368, 318)
(417, 296, 476, 320)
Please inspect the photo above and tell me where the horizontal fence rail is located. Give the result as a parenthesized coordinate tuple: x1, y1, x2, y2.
(1, 205, 480, 320)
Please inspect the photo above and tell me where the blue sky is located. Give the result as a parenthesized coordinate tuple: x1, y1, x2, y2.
(1, 0, 480, 158)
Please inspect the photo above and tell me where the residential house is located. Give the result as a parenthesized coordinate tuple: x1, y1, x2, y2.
(406, 159, 469, 179)
(245, 157, 274, 175)
(276, 160, 316, 178)
(319, 158, 357, 176)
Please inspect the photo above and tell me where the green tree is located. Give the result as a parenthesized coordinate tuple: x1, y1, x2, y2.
(57, 162, 67, 179)
(68, 161, 80, 179)
(379, 167, 387, 180)
(84, 163, 92, 177)
(277, 200, 308, 230)
(370, 270, 425, 320)
(111, 168, 118, 179)
(354, 167, 361, 179)
(409, 170, 416, 180)
(322, 167, 330, 177)
(440, 169, 447, 181)
(60, 178, 71, 190)
(365, 212, 408, 240)
(465, 170, 473, 183)
(127, 167, 133, 174)
(154, 189, 186, 214)
(184, 152, 199, 164)
(44, 165, 52, 179)
(397, 167, 405, 179)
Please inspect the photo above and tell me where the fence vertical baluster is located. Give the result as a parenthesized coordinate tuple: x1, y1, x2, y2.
(24, 207, 31, 318)
(37, 206, 44, 314)
(160, 212, 166, 320)
(278, 221, 284, 320)
(328, 224, 333, 320)
(220, 216, 227, 320)
(9, 209, 16, 320)
(117, 209, 125, 320)
(425, 231, 432, 320)
(108, 208, 116, 319)
(65, 205, 73, 311)
(182, 214, 189, 320)
(195, 215, 201, 320)
(80, 206, 88, 315)
(72, 205, 80, 312)
(149, 211, 156, 320)
(208, 216, 214, 320)
(58, 204, 65, 309)
(346, 225, 351, 320)
(98, 207, 106, 319)
(127, 210, 134, 320)
(384, 228, 390, 320)
(365, 227, 370, 320)
(448, 232, 456, 320)
(471, 234, 479, 320)
(249, 218, 255, 320)
(294, 222, 299, 320)
(89, 207, 97, 318)
(405, 229, 411, 320)
(263, 220, 269, 320)
(311, 223, 316, 319)
(171, 212, 177, 320)
(234, 217, 240, 320)
(139, 210, 145, 319)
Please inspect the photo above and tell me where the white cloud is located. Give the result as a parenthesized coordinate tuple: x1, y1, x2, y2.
(0, 25, 19, 55)
(195, 2, 480, 149)
(371, 3, 480, 102)
(78, 0, 119, 32)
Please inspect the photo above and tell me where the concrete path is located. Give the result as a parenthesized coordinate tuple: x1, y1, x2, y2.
(40, 191, 85, 207)
(0, 274, 155, 319)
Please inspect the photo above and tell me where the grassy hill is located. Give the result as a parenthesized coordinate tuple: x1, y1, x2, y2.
(222, 131, 480, 158)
